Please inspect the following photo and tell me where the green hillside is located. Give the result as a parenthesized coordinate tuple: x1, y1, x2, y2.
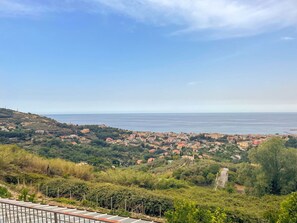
(0, 144, 287, 222)
(1, 109, 297, 222)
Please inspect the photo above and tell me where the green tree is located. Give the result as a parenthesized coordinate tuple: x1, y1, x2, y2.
(248, 137, 297, 195)
(277, 192, 297, 223)
(285, 136, 297, 148)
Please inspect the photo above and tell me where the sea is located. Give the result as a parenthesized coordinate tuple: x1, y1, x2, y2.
(46, 113, 297, 135)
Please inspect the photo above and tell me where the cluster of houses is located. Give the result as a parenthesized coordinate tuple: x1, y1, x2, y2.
(0, 116, 293, 165)
(103, 131, 281, 164)
(0, 122, 16, 132)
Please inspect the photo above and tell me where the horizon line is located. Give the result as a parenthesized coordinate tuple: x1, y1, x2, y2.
(43, 111, 297, 115)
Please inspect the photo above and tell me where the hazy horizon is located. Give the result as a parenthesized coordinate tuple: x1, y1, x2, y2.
(43, 111, 297, 115)
(46, 113, 297, 134)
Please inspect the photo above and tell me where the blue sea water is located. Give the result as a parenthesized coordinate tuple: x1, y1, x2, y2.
(46, 113, 297, 135)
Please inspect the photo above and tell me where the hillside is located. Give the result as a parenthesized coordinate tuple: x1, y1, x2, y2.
(0, 108, 285, 168)
(0, 108, 140, 168)
(0, 145, 285, 222)
(0, 108, 130, 139)
(1, 108, 297, 222)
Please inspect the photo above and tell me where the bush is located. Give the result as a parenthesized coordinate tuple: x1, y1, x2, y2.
(0, 186, 11, 198)
(155, 178, 187, 190)
(41, 178, 89, 200)
(18, 188, 36, 202)
(41, 178, 173, 217)
(165, 200, 227, 223)
(277, 192, 297, 223)
(96, 169, 187, 190)
(173, 162, 221, 186)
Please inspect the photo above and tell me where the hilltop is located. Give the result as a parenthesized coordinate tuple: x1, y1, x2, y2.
(0, 108, 73, 133)
(0, 108, 130, 138)
(0, 108, 136, 168)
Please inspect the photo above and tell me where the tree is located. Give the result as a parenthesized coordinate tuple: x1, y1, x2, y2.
(165, 200, 226, 223)
(248, 137, 297, 195)
(285, 136, 297, 148)
(277, 192, 297, 223)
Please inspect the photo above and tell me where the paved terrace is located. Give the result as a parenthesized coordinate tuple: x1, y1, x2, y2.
(0, 198, 154, 223)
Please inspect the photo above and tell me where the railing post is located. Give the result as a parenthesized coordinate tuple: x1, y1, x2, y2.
(54, 212, 58, 223)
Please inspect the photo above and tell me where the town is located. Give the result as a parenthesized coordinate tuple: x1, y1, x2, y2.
(1, 108, 294, 165)
(102, 131, 286, 163)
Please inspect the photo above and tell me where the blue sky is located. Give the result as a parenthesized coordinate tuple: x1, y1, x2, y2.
(1, 0, 297, 113)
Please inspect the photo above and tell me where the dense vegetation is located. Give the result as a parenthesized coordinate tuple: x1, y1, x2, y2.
(165, 200, 226, 223)
(277, 192, 297, 223)
(28, 142, 145, 169)
(166, 194, 297, 223)
(0, 144, 292, 222)
(0, 145, 93, 181)
(0, 109, 297, 222)
(238, 137, 297, 196)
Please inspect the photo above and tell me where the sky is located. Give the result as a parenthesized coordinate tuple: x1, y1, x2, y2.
(0, 0, 297, 113)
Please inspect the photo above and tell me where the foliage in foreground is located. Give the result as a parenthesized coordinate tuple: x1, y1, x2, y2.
(0, 144, 288, 222)
(0, 186, 11, 198)
(277, 192, 297, 223)
(18, 188, 36, 202)
(165, 200, 227, 223)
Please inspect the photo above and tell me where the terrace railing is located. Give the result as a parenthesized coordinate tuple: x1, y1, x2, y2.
(0, 198, 153, 223)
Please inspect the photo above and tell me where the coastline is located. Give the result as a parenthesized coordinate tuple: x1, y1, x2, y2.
(46, 113, 297, 135)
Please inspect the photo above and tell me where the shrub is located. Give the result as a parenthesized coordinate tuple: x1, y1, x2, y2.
(165, 200, 227, 223)
(18, 188, 36, 202)
(0, 186, 11, 198)
(96, 169, 187, 190)
(277, 192, 297, 223)
(41, 178, 173, 217)
(41, 178, 89, 200)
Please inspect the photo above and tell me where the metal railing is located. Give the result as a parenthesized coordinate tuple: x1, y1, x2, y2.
(0, 199, 119, 223)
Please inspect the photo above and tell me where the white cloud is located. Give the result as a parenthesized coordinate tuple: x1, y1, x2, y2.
(0, 0, 44, 16)
(1, 0, 297, 38)
(281, 36, 295, 41)
(93, 0, 297, 37)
